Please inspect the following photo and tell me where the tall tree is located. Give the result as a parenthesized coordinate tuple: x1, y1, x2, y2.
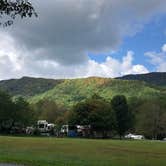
(70, 94, 116, 138)
(135, 98, 166, 139)
(14, 97, 35, 127)
(0, 90, 14, 132)
(0, 91, 35, 133)
(111, 95, 132, 139)
(33, 100, 67, 123)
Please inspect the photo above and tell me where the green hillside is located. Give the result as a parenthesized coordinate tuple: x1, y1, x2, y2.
(29, 77, 164, 107)
(0, 73, 165, 108)
(117, 72, 166, 87)
(0, 76, 63, 97)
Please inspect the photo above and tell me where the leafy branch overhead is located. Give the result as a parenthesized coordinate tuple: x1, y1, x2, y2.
(0, 0, 37, 26)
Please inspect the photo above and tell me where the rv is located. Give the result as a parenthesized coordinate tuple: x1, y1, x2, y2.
(37, 120, 56, 136)
(60, 125, 77, 137)
(60, 125, 91, 137)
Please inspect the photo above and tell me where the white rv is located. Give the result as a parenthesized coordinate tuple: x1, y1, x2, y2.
(37, 120, 55, 135)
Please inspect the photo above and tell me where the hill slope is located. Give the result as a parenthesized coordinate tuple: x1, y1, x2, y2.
(117, 72, 166, 87)
(0, 73, 165, 107)
(29, 77, 164, 107)
(0, 77, 63, 97)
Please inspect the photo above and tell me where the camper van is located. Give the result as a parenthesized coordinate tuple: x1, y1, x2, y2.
(37, 120, 56, 136)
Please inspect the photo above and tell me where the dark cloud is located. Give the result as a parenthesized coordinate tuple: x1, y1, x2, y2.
(3, 0, 165, 65)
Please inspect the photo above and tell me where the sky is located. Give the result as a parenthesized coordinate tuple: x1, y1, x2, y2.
(0, 0, 166, 80)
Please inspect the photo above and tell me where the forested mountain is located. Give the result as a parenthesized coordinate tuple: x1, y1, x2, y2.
(0, 73, 166, 139)
(0, 76, 63, 97)
(29, 77, 164, 107)
(0, 72, 165, 107)
(117, 72, 166, 87)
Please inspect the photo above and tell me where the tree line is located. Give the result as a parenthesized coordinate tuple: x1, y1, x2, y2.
(0, 89, 166, 139)
(0, 90, 35, 133)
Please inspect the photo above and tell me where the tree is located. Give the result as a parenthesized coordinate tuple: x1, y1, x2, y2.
(69, 102, 90, 126)
(0, 90, 14, 133)
(88, 98, 116, 138)
(0, 90, 35, 133)
(14, 97, 36, 128)
(70, 94, 116, 138)
(135, 98, 166, 139)
(33, 100, 67, 124)
(0, 0, 37, 26)
(111, 95, 133, 139)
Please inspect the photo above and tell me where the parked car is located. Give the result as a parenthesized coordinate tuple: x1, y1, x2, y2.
(163, 138, 166, 141)
(125, 133, 144, 140)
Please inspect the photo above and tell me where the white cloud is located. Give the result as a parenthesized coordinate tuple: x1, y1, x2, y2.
(0, 0, 166, 79)
(1, 0, 166, 65)
(84, 51, 148, 77)
(162, 44, 166, 52)
(145, 44, 166, 72)
(0, 36, 149, 80)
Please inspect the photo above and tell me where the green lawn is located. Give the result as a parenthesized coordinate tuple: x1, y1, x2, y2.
(0, 136, 166, 166)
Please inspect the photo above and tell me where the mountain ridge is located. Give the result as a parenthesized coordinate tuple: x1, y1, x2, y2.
(0, 72, 165, 107)
(116, 72, 166, 86)
(29, 77, 163, 107)
(0, 76, 64, 97)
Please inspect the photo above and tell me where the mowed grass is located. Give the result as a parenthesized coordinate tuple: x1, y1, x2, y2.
(0, 136, 166, 166)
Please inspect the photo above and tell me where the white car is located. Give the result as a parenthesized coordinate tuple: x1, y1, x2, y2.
(163, 138, 166, 141)
(125, 133, 144, 140)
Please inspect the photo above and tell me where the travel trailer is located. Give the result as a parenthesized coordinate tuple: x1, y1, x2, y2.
(37, 120, 56, 135)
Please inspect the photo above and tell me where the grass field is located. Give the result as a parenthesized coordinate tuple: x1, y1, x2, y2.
(0, 136, 166, 166)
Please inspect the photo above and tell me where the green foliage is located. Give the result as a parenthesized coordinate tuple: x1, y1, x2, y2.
(117, 72, 166, 87)
(0, 76, 63, 97)
(0, 75, 165, 138)
(32, 99, 68, 124)
(14, 97, 36, 126)
(111, 95, 133, 138)
(70, 95, 116, 137)
(135, 98, 166, 139)
(0, 75, 165, 108)
(0, 90, 14, 132)
(0, 90, 35, 133)
(28, 77, 164, 107)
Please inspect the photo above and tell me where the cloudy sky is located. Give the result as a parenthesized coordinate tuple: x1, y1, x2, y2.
(0, 0, 166, 80)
